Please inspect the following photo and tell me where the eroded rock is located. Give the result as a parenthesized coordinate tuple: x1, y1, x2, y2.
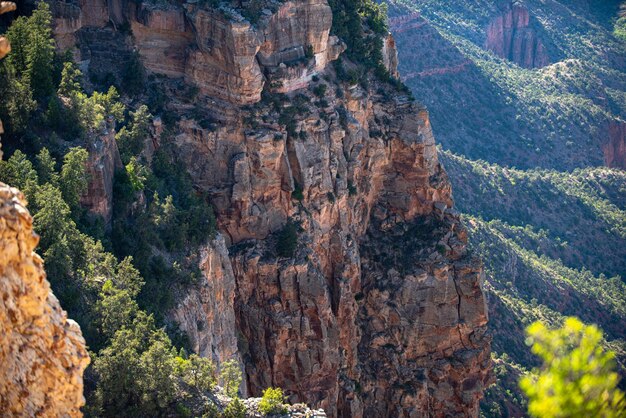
(0, 184, 90, 417)
(485, 2, 550, 68)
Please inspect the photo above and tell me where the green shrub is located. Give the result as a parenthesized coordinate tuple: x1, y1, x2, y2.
(259, 387, 287, 416)
(292, 182, 304, 201)
(223, 398, 246, 418)
(276, 221, 298, 258)
(520, 318, 626, 418)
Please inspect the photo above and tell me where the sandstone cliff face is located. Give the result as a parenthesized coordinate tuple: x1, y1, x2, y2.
(170, 234, 241, 374)
(485, 2, 550, 69)
(0, 184, 90, 417)
(382, 33, 400, 79)
(171, 78, 492, 416)
(52, 0, 344, 104)
(48, 0, 492, 416)
(604, 121, 626, 169)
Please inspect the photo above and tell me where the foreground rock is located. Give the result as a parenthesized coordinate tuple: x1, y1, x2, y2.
(0, 184, 90, 417)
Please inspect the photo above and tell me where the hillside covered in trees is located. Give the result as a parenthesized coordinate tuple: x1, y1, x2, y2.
(386, 0, 626, 415)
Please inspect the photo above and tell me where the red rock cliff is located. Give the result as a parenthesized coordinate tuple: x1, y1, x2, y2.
(485, 2, 550, 68)
(48, 0, 493, 416)
(0, 184, 90, 417)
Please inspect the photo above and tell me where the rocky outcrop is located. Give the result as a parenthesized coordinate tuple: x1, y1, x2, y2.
(0, 184, 90, 417)
(382, 34, 399, 79)
(172, 71, 492, 416)
(80, 116, 123, 225)
(171, 234, 241, 372)
(184, 6, 264, 104)
(604, 120, 626, 169)
(52, 0, 344, 104)
(0, 2, 14, 58)
(485, 2, 550, 68)
(358, 215, 491, 417)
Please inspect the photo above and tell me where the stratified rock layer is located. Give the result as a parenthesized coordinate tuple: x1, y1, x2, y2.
(171, 234, 241, 371)
(0, 184, 90, 417)
(52, 0, 345, 104)
(172, 77, 492, 416)
(485, 2, 549, 68)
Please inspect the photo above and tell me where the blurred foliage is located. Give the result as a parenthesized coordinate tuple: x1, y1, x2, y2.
(521, 318, 626, 418)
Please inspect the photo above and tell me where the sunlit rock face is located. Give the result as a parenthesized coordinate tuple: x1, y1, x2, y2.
(47, 0, 493, 416)
(0, 184, 90, 417)
(80, 117, 123, 225)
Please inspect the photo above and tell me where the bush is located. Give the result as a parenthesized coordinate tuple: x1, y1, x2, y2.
(520, 318, 626, 418)
(223, 398, 246, 418)
(292, 182, 304, 201)
(276, 221, 298, 258)
(259, 387, 287, 416)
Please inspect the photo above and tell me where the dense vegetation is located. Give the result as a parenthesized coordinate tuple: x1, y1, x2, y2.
(388, 0, 625, 170)
(0, 4, 236, 417)
(437, 151, 626, 417)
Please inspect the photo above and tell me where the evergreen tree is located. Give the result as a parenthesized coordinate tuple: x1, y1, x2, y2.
(219, 359, 243, 398)
(36, 147, 59, 187)
(60, 147, 89, 213)
(25, 27, 54, 99)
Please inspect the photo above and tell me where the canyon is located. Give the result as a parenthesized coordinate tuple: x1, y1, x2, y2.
(0, 0, 494, 416)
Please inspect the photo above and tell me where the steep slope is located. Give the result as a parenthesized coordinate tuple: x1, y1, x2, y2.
(0, 0, 493, 416)
(387, 0, 626, 170)
(384, 0, 626, 416)
(0, 184, 90, 417)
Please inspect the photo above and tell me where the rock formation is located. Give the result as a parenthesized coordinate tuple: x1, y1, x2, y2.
(80, 116, 123, 225)
(46, 0, 493, 416)
(604, 121, 626, 170)
(382, 34, 400, 79)
(171, 234, 241, 373)
(0, 184, 90, 417)
(485, 2, 550, 68)
(52, 0, 345, 104)
(0, 2, 15, 60)
(172, 83, 492, 416)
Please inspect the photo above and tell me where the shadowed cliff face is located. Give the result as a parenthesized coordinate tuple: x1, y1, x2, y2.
(604, 121, 626, 169)
(485, 3, 550, 69)
(48, 0, 493, 416)
(0, 184, 90, 417)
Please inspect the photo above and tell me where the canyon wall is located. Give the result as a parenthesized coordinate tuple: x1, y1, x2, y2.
(485, 2, 550, 68)
(0, 184, 90, 417)
(604, 121, 626, 170)
(48, 0, 493, 416)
